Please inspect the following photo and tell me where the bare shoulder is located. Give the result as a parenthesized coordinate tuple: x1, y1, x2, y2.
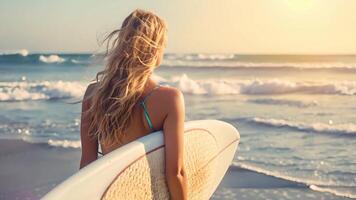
(82, 82, 98, 106)
(85, 82, 98, 96)
(155, 86, 185, 119)
(158, 86, 184, 104)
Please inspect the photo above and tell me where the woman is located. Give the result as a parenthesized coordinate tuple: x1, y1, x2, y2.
(79, 9, 187, 199)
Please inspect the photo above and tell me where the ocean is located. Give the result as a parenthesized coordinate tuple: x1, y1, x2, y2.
(0, 51, 355, 199)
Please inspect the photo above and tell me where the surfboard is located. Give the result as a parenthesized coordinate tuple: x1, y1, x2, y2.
(41, 120, 240, 200)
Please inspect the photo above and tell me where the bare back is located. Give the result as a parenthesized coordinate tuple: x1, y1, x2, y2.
(82, 79, 181, 154)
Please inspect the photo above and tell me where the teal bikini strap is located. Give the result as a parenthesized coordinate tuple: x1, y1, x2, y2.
(141, 101, 154, 131)
(140, 85, 160, 131)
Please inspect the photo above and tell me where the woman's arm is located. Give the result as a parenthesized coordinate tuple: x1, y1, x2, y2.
(79, 85, 98, 169)
(163, 89, 188, 200)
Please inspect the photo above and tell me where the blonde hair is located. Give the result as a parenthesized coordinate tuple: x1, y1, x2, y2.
(84, 9, 167, 146)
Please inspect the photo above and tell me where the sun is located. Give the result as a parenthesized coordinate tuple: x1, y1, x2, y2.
(286, 0, 313, 11)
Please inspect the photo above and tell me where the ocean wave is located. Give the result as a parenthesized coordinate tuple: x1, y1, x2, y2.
(0, 49, 29, 56)
(310, 185, 356, 199)
(162, 59, 356, 70)
(17, 137, 82, 149)
(232, 162, 333, 186)
(1, 75, 355, 102)
(248, 98, 318, 107)
(47, 139, 81, 148)
(232, 162, 356, 198)
(70, 59, 90, 65)
(39, 55, 65, 63)
(0, 81, 85, 101)
(248, 117, 356, 136)
(164, 53, 235, 61)
(163, 53, 356, 69)
(167, 74, 356, 95)
(1, 52, 356, 70)
(169, 74, 239, 95)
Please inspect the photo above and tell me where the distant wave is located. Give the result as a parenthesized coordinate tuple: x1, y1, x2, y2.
(248, 117, 356, 136)
(165, 53, 235, 61)
(162, 53, 356, 70)
(39, 54, 65, 63)
(16, 137, 81, 149)
(47, 139, 81, 148)
(69, 59, 91, 65)
(1, 53, 356, 70)
(0, 49, 29, 56)
(232, 162, 356, 199)
(0, 81, 85, 101)
(162, 54, 356, 70)
(0, 54, 93, 65)
(162, 60, 356, 70)
(248, 98, 318, 107)
(167, 74, 356, 95)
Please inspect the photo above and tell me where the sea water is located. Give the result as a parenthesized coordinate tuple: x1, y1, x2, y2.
(0, 51, 355, 199)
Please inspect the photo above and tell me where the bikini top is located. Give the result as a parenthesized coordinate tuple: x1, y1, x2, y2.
(139, 85, 161, 132)
(97, 85, 161, 156)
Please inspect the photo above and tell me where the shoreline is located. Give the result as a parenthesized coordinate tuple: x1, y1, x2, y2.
(0, 138, 351, 200)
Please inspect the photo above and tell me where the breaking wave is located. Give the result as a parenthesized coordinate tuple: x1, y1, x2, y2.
(39, 55, 65, 63)
(0, 81, 85, 101)
(248, 117, 356, 136)
(47, 139, 81, 148)
(167, 74, 356, 95)
(1, 75, 356, 102)
(164, 53, 235, 61)
(0, 49, 29, 56)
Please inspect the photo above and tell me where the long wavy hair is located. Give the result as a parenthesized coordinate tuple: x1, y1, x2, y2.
(84, 9, 167, 146)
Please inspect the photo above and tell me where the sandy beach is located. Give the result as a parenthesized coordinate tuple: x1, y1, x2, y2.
(0, 139, 80, 200)
(0, 139, 350, 200)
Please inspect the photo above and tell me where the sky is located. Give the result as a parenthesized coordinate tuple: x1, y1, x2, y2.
(1, 0, 356, 54)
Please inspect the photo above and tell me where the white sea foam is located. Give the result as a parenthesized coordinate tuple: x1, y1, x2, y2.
(47, 139, 81, 148)
(39, 55, 65, 63)
(165, 54, 235, 61)
(70, 59, 90, 65)
(0, 49, 29, 56)
(233, 162, 332, 186)
(70, 59, 82, 64)
(249, 117, 356, 135)
(233, 162, 356, 198)
(171, 74, 239, 95)
(166, 74, 356, 95)
(194, 54, 235, 60)
(248, 98, 318, 107)
(0, 81, 85, 101)
(309, 185, 356, 199)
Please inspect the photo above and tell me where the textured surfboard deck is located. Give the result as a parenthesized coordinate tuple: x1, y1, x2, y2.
(41, 120, 240, 200)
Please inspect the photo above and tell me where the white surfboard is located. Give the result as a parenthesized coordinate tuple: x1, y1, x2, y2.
(41, 120, 240, 200)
